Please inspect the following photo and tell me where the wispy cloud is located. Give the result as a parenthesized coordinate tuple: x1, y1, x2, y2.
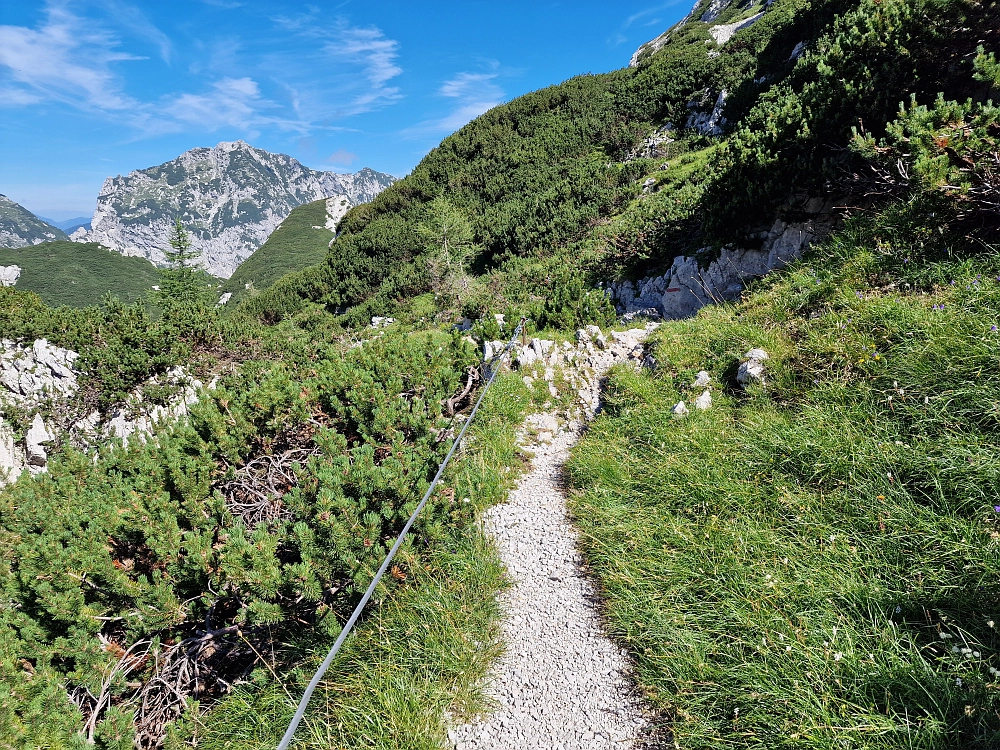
(0, 3, 140, 112)
(271, 13, 405, 117)
(609, 1, 685, 47)
(403, 70, 503, 139)
(0, 4, 310, 136)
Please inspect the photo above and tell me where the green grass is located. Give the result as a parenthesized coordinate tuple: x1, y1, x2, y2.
(222, 200, 335, 307)
(194, 372, 532, 749)
(566, 212, 1000, 748)
(0, 241, 161, 308)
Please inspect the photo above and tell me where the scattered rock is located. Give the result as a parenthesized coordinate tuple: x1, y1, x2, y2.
(370, 316, 396, 329)
(695, 390, 713, 410)
(692, 370, 711, 388)
(642, 177, 658, 194)
(790, 40, 807, 60)
(673, 401, 690, 418)
(737, 348, 769, 386)
(216, 292, 233, 307)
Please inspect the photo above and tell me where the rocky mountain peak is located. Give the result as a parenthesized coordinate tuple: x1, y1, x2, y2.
(72, 143, 396, 278)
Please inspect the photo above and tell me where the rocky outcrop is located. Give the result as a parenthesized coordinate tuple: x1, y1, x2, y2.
(72, 142, 396, 278)
(631, 0, 771, 66)
(709, 11, 765, 45)
(0, 339, 212, 488)
(687, 90, 728, 137)
(608, 199, 837, 320)
(0, 195, 67, 249)
(0, 265, 21, 286)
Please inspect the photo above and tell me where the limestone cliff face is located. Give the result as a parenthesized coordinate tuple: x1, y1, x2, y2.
(607, 198, 838, 320)
(72, 141, 395, 278)
(0, 195, 67, 248)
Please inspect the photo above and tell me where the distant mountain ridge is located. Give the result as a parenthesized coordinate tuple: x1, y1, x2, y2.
(39, 216, 92, 234)
(0, 195, 68, 248)
(72, 141, 395, 278)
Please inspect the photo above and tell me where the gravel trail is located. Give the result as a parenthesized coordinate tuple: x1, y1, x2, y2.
(449, 326, 656, 750)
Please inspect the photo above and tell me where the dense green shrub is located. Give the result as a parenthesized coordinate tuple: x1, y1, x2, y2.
(0, 330, 480, 746)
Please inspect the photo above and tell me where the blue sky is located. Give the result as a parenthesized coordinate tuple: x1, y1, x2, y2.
(0, 1, 689, 221)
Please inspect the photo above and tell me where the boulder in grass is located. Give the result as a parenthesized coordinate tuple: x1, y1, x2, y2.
(737, 348, 769, 386)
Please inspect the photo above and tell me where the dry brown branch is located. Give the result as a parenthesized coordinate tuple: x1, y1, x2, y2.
(219, 447, 321, 526)
(133, 627, 258, 749)
(445, 366, 481, 416)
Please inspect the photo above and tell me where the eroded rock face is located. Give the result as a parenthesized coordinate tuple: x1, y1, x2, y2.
(0, 340, 213, 488)
(709, 11, 765, 45)
(607, 199, 837, 320)
(687, 90, 729, 137)
(0, 339, 79, 407)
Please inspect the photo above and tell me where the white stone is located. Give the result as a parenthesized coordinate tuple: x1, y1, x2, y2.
(0, 265, 21, 287)
(695, 390, 713, 410)
(0, 417, 22, 487)
(687, 90, 729, 136)
(737, 349, 769, 386)
(692, 370, 711, 388)
(25, 414, 54, 469)
(672, 401, 690, 418)
(216, 292, 233, 307)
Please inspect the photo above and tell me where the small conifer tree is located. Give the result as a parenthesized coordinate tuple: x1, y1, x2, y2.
(417, 197, 477, 307)
(158, 218, 204, 305)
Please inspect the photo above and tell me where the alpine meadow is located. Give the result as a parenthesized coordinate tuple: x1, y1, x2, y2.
(2, 0, 1000, 748)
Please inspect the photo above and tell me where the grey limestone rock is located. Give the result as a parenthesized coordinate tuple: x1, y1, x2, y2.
(673, 401, 690, 418)
(737, 348, 769, 386)
(692, 370, 711, 388)
(0, 265, 20, 286)
(709, 11, 765, 45)
(25, 414, 54, 470)
(695, 390, 713, 410)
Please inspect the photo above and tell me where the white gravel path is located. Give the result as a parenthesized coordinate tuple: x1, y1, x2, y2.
(449, 326, 657, 750)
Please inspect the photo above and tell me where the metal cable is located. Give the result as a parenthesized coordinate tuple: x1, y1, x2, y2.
(276, 318, 525, 750)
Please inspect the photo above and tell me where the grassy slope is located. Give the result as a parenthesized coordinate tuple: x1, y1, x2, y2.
(567, 208, 1000, 747)
(221, 199, 334, 307)
(0, 241, 161, 307)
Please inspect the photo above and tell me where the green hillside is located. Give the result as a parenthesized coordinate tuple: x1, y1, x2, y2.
(0, 241, 161, 307)
(220, 198, 334, 307)
(2, 0, 1000, 747)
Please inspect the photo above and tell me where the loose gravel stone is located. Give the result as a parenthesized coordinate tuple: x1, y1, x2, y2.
(450, 325, 658, 749)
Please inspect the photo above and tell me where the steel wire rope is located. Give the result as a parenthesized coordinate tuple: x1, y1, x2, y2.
(276, 318, 526, 750)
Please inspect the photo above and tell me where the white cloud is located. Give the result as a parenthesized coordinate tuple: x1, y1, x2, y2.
(0, 4, 140, 112)
(0, 5, 402, 139)
(318, 24, 403, 115)
(403, 71, 504, 139)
